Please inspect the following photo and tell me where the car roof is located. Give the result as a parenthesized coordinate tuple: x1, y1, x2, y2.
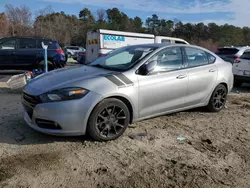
(0, 36, 56, 42)
(124, 43, 207, 50)
(218, 46, 250, 50)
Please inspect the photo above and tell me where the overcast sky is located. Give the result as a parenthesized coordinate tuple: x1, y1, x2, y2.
(0, 0, 249, 27)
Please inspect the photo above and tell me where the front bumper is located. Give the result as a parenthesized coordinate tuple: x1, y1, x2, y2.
(22, 92, 102, 136)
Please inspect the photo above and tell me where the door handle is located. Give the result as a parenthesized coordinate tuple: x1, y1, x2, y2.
(209, 69, 216, 72)
(176, 74, 187, 79)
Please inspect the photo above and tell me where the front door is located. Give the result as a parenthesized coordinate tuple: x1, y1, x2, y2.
(138, 46, 188, 118)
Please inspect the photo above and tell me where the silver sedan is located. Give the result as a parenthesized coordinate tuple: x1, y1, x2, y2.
(22, 44, 234, 141)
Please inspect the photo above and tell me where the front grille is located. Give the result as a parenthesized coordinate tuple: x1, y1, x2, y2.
(22, 92, 41, 119)
(22, 92, 41, 108)
(35, 119, 62, 130)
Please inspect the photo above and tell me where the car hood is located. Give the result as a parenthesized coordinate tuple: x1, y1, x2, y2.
(24, 66, 114, 95)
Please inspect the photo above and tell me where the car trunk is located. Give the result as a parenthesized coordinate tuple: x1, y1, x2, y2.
(216, 48, 239, 64)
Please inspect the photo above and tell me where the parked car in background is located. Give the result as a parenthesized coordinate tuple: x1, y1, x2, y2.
(233, 50, 250, 86)
(62, 47, 68, 63)
(0, 37, 66, 71)
(65, 46, 85, 59)
(22, 43, 233, 141)
(216, 46, 250, 64)
(76, 51, 86, 64)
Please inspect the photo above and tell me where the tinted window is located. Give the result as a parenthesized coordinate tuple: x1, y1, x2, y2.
(161, 39, 171, 43)
(206, 52, 216, 64)
(185, 47, 209, 67)
(19, 39, 36, 49)
(216, 48, 239, 55)
(0, 39, 16, 50)
(38, 40, 58, 49)
(240, 51, 250, 60)
(150, 47, 183, 72)
(67, 47, 79, 50)
(175, 41, 187, 44)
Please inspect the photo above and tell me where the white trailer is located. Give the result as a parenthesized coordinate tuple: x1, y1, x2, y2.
(86, 29, 189, 63)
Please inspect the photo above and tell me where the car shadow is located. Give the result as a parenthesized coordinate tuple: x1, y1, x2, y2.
(0, 113, 94, 146)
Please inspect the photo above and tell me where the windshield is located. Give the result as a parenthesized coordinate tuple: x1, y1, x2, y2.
(90, 46, 156, 71)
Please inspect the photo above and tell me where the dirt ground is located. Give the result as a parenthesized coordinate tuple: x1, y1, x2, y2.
(0, 92, 250, 188)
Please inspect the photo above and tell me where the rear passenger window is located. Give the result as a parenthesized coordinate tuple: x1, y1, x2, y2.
(161, 39, 171, 43)
(185, 47, 209, 67)
(19, 39, 36, 49)
(206, 52, 216, 64)
(175, 41, 186, 44)
(38, 40, 56, 49)
(240, 51, 250, 60)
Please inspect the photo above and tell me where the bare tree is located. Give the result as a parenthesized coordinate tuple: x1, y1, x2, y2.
(97, 9, 106, 22)
(0, 13, 9, 37)
(5, 4, 32, 36)
(34, 6, 54, 37)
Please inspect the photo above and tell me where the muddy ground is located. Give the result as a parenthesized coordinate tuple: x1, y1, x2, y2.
(0, 91, 250, 188)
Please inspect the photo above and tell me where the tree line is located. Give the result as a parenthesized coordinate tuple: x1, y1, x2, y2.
(1, 4, 250, 52)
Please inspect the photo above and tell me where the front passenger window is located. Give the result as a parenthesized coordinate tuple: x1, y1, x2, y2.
(149, 47, 183, 72)
(0, 39, 16, 50)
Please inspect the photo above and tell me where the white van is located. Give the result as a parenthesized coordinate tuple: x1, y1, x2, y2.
(86, 29, 189, 63)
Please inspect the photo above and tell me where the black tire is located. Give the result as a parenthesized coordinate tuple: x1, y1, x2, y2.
(87, 98, 130, 141)
(207, 84, 228, 112)
(38, 61, 55, 71)
(234, 79, 243, 87)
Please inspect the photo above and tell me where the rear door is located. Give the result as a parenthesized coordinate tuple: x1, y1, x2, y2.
(15, 38, 38, 67)
(183, 47, 218, 106)
(233, 50, 250, 77)
(0, 38, 16, 69)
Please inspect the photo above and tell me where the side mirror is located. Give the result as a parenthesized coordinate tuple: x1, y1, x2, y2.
(138, 60, 157, 75)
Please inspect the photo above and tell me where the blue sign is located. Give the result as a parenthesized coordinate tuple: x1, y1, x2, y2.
(104, 35, 125, 42)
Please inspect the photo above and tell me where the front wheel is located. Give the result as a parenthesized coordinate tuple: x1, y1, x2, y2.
(87, 98, 130, 141)
(207, 84, 228, 112)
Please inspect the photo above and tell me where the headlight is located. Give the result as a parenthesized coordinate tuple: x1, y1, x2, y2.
(40, 87, 89, 103)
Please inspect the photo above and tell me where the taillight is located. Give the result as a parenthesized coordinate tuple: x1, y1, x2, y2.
(98, 53, 104, 57)
(226, 55, 240, 63)
(234, 59, 241, 63)
(57, 49, 64, 55)
(79, 52, 85, 56)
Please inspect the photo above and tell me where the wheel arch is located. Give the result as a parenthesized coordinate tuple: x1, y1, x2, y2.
(86, 95, 134, 129)
(218, 82, 228, 93)
(106, 96, 134, 124)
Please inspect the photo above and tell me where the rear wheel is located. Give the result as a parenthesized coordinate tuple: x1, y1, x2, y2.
(87, 98, 130, 141)
(207, 84, 228, 112)
(38, 61, 55, 71)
